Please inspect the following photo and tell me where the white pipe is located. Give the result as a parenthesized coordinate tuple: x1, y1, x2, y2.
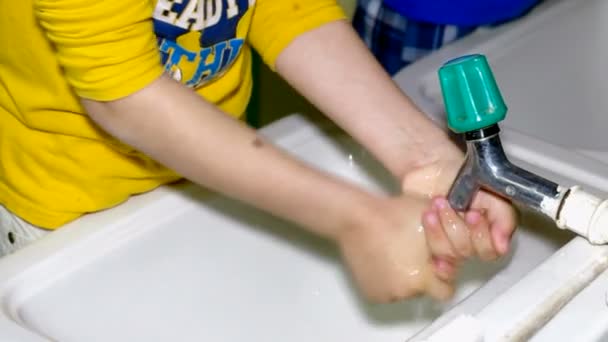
(556, 186, 608, 244)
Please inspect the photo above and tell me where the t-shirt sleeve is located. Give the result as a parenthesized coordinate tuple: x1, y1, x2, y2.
(34, 0, 165, 101)
(248, 0, 346, 70)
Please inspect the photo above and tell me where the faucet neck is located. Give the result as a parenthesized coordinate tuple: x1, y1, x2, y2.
(464, 124, 501, 141)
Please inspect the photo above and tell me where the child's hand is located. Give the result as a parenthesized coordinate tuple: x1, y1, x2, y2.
(402, 156, 517, 258)
(423, 197, 500, 263)
(337, 195, 469, 303)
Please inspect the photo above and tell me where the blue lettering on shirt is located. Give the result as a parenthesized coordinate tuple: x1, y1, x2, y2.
(152, 0, 251, 88)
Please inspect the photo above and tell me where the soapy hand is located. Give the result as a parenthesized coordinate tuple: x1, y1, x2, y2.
(338, 147, 516, 303)
(402, 154, 517, 261)
(337, 194, 474, 303)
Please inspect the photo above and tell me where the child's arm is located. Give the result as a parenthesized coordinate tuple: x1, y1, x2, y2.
(275, 20, 450, 179)
(275, 20, 517, 256)
(82, 75, 370, 240)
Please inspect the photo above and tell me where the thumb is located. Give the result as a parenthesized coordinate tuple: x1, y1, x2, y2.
(424, 272, 455, 301)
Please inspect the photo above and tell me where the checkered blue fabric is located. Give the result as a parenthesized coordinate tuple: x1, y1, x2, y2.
(353, 0, 478, 75)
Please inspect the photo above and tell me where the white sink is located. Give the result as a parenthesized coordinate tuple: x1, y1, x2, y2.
(2, 0, 608, 340)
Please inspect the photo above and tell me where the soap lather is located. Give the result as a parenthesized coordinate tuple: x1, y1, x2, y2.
(438, 54, 608, 244)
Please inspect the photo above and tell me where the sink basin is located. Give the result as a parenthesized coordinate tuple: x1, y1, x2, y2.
(0, 115, 571, 341)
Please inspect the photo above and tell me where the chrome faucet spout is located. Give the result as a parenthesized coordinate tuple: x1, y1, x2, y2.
(448, 125, 564, 219)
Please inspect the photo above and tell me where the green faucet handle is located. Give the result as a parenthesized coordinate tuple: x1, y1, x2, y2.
(438, 54, 507, 134)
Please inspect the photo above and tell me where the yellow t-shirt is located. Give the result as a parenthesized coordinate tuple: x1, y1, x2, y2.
(0, 0, 345, 229)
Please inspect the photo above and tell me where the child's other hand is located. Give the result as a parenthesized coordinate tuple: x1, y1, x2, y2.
(423, 197, 501, 263)
(337, 195, 469, 303)
(402, 156, 517, 258)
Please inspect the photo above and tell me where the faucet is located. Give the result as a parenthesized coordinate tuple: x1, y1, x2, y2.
(437, 54, 608, 244)
(447, 123, 564, 218)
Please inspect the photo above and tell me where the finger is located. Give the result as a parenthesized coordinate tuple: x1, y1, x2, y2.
(423, 210, 458, 262)
(424, 272, 455, 302)
(465, 210, 498, 261)
(472, 192, 517, 255)
(432, 256, 458, 282)
(433, 197, 474, 258)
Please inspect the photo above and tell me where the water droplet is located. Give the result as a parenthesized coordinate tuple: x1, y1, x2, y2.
(347, 154, 355, 168)
(444, 217, 458, 232)
(423, 168, 444, 199)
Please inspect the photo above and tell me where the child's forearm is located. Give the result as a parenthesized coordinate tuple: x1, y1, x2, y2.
(275, 20, 458, 179)
(82, 74, 377, 240)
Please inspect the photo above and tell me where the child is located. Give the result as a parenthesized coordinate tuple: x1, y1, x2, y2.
(0, 0, 515, 303)
(354, 0, 541, 74)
